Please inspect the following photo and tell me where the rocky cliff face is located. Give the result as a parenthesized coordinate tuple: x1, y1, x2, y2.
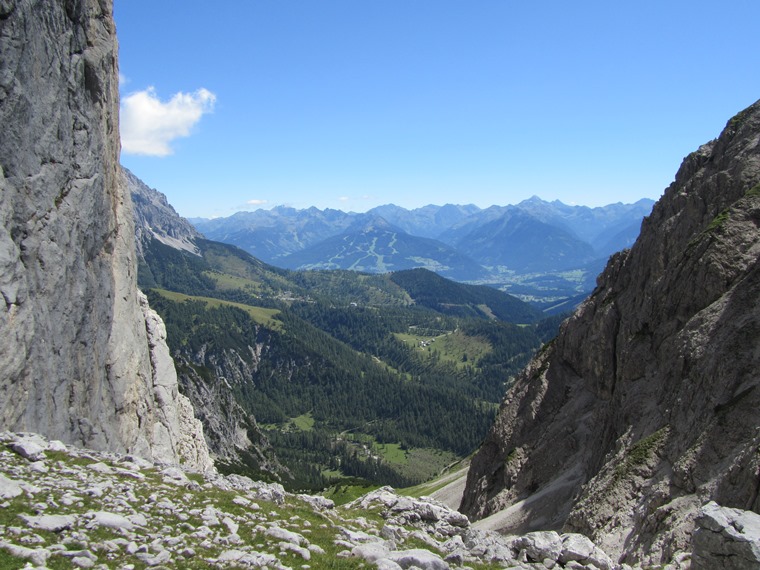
(461, 99, 760, 566)
(0, 0, 211, 471)
(127, 169, 280, 476)
(175, 347, 282, 477)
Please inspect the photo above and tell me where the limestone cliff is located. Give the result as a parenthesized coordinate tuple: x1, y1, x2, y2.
(461, 99, 760, 566)
(0, 0, 211, 471)
(126, 168, 281, 476)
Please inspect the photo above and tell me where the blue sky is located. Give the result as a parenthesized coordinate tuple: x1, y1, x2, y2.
(115, 1, 760, 219)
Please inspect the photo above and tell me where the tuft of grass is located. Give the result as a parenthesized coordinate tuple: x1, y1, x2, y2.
(375, 442, 407, 465)
(322, 483, 380, 506)
(745, 182, 760, 198)
(394, 329, 491, 369)
(613, 426, 670, 483)
(705, 209, 730, 233)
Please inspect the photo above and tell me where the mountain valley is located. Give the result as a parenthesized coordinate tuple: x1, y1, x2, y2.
(2, 1, 760, 568)
(130, 197, 552, 489)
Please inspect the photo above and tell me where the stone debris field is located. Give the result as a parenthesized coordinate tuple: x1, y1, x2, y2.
(0, 432, 624, 570)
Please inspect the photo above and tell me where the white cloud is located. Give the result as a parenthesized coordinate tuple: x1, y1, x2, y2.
(120, 87, 216, 156)
(339, 196, 350, 202)
(247, 199, 269, 206)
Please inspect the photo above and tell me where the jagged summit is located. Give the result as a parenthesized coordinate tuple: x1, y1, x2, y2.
(125, 167, 203, 256)
(460, 99, 760, 566)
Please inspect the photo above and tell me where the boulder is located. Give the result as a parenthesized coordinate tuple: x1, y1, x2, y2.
(692, 502, 760, 569)
(509, 530, 563, 562)
(20, 514, 77, 532)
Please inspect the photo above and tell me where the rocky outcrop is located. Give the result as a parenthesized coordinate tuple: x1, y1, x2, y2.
(692, 502, 760, 569)
(346, 487, 615, 569)
(125, 166, 203, 257)
(461, 99, 760, 567)
(175, 348, 281, 477)
(0, 0, 211, 470)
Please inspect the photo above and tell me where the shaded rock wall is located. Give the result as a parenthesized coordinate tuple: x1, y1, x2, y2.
(0, 0, 211, 471)
(461, 99, 760, 566)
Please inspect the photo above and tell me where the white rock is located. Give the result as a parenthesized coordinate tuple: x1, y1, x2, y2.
(136, 549, 172, 566)
(115, 466, 145, 479)
(122, 455, 154, 470)
(218, 549, 247, 561)
(340, 526, 380, 543)
(48, 440, 68, 452)
(29, 461, 49, 473)
(352, 542, 391, 562)
(20, 482, 41, 495)
(192, 525, 213, 539)
(376, 559, 404, 570)
(218, 549, 281, 567)
(20, 514, 77, 532)
(223, 516, 239, 535)
(297, 493, 335, 510)
(560, 533, 596, 562)
(387, 548, 450, 570)
(0, 474, 22, 499)
(9, 440, 46, 461)
(87, 511, 135, 531)
(266, 525, 308, 546)
(693, 501, 760, 570)
(233, 496, 251, 507)
(280, 541, 311, 560)
(128, 513, 148, 527)
(510, 531, 563, 563)
(0, 540, 50, 566)
(201, 505, 222, 525)
(161, 466, 190, 484)
(87, 462, 114, 475)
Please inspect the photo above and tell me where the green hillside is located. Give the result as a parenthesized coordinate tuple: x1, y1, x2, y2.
(139, 237, 554, 491)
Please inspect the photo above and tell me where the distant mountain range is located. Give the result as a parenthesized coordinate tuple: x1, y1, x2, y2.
(126, 167, 548, 486)
(192, 197, 654, 304)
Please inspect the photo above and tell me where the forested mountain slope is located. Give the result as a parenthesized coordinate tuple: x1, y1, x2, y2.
(132, 185, 551, 489)
(461, 99, 760, 567)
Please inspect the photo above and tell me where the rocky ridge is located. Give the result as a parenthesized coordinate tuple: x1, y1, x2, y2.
(460, 99, 760, 567)
(0, 0, 211, 469)
(125, 167, 203, 257)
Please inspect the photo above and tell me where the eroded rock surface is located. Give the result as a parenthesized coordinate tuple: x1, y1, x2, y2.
(692, 502, 760, 569)
(461, 99, 760, 567)
(0, 0, 210, 470)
